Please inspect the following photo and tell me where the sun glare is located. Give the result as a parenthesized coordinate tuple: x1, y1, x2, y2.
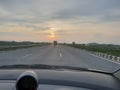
(50, 31, 56, 38)
(49, 28, 57, 38)
(43, 27, 59, 41)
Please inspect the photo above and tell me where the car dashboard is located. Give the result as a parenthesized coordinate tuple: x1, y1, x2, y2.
(0, 69, 119, 90)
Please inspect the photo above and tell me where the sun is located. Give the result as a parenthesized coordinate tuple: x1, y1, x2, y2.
(50, 31, 56, 38)
(48, 28, 58, 39)
(45, 27, 58, 41)
(47, 30, 57, 41)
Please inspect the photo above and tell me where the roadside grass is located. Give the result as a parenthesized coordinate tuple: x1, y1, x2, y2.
(0, 45, 42, 51)
(0, 41, 50, 51)
(65, 44, 120, 57)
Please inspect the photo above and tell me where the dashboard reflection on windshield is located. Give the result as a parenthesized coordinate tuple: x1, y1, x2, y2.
(38, 85, 92, 90)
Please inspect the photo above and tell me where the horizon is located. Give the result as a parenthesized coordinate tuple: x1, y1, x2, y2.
(0, 40, 120, 45)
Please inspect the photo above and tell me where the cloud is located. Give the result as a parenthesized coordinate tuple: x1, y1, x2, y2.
(0, 0, 120, 25)
(0, 0, 120, 44)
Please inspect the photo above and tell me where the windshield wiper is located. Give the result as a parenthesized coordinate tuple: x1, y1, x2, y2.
(0, 64, 112, 74)
(0, 64, 88, 70)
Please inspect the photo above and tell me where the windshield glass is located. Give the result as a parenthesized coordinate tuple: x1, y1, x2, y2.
(0, 0, 120, 73)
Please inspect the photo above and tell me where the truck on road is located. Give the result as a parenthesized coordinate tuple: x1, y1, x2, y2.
(53, 41, 57, 46)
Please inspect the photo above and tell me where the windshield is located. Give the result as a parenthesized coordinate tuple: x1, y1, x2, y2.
(0, 0, 120, 73)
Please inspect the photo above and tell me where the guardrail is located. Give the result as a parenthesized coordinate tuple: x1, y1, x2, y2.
(66, 45, 120, 63)
(89, 51, 120, 63)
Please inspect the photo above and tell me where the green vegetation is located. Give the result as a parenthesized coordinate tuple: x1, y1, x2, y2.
(0, 41, 50, 51)
(65, 43, 120, 57)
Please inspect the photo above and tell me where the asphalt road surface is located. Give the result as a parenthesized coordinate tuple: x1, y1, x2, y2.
(0, 45, 120, 72)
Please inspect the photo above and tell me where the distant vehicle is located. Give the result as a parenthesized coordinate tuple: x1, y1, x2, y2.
(53, 41, 57, 46)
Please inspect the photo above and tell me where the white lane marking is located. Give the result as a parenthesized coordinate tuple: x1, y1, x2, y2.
(23, 54, 32, 58)
(16, 54, 32, 62)
(59, 53, 62, 57)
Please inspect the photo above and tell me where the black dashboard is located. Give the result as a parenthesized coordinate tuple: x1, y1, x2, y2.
(0, 69, 120, 90)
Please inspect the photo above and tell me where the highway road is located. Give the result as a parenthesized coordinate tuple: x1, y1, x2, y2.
(0, 45, 120, 72)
